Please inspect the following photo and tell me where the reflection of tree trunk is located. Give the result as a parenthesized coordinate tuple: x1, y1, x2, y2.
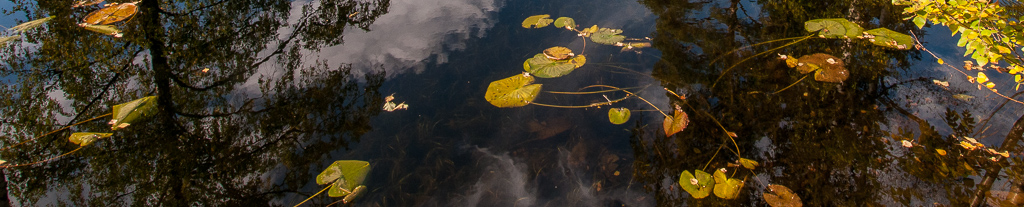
(0, 170, 10, 207)
(970, 113, 1024, 206)
(142, 0, 187, 203)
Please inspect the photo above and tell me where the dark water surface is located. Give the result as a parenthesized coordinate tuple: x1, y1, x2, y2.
(1, 0, 1022, 206)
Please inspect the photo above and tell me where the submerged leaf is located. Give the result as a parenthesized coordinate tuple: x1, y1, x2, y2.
(663, 107, 689, 136)
(83, 3, 138, 25)
(522, 14, 554, 28)
(9, 16, 55, 32)
(805, 18, 862, 38)
(110, 96, 158, 130)
(608, 108, 630, 125)
(764, 184, 803, 207)
(864, 28, 912, 50)
(485, 73, 542, 107)
(591, 28, 625, 45)
(679, 170, 713, 199)
(553, 17, 575, 29)
(526, 54, 577, 78)
(68, 132, 113, 146)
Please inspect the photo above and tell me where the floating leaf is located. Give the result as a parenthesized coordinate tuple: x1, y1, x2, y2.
(83, 3, 138, 25)
(9, 16, 55, 32)
(316, 160, 371, 197)
(553, 17, 575, 29)
(68, 132, 113, 146)
(79, 24, 123, 37)
(591, 28, 625, 45)
(678, 170, 713, 199)
(0, 35, 19, 47)
(764, 184, 803, 207)
(813, 62, 849, 83)
(936, 149, 947, 156)
(542, 46, 574, 60)
(952, 94, 974, 101)
(570, 55, 586, 68)
(526, 53, 577, 78)
(72, 0, 105, 7)
(522, 14, 554, 28)
(484, 73, 542, 107)
(804, 18, 862, 38)
(579, 25, 599, 37)
(110, 96, 158, 130)
(342, 185, 367, 204)
(713, 168, 744, 199)
(739, 158, 759, 170)
(864, 28, 912, 50)
(608, 108, 630, 125)
(663, 106, 689, 136)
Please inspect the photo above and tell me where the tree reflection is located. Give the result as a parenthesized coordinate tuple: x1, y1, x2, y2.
(0, 0, 388, 205)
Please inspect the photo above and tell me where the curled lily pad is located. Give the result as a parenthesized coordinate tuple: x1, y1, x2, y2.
(79, 23, 123, 37)
(864, 28, 912, 50)
(485, 73, 542, 107)
(713, 168, 744, 199)
(110, 96, 158, 130)
(522, 14, 554, 28)
(764, 184, 803, 207)
(83, 2, 138, 25)
(662, 106, 689, 136)
(316, 160, 371, 197)
(608, 108, 630, 125)
(543, 46, 574, 60)
(68, 132, 113, 146)
(591, 28, 625, 45)
(553, 17, 575, 29)
(739, 158, 759, 170)
(678, 170, 713, 199)
(805, 18, 862, 38)
(579, 25, 599, 37)
(526, 54, 577, 78)
(570, 55, 586, 68)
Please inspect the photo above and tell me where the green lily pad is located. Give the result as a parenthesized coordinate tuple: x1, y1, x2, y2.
(864, 28, 912, 50)
(522, 14, 554, 28)
(712, 168, 744, 199)
(591, 28, 625, 45)
(739, 158, 759, 170)
(553, 17, 575, 29)
(485, 73, 542, 107)
(663, 107, 689, 136)
(316, 160, 371, 197)
(805, 18, 862, 39)
(570, 55, 586, 68)
(764, 184, 803, 207)
(678, 170, 713, 199)
(68, 132, 113, 146)
(110, 96, 158, 130)
(526, 54, 577, 78)
(608, 108, 630, 125)
(543, 46, 574, 60)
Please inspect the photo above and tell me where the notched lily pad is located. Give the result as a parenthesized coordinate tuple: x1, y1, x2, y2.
(316, 160, 371, 198)
(764, 184, 803, 207)
(526, 54, 577, 78)
(805, 18, 862, 38)
(591, 28, 625, 45)
(543, 46, 574, 60)
(864, 28, 912, 50)
(68, 132, 113, 146)
(110, 96, 158, 130)
(663, 106, 689, 136)
(570, 55, 586, 68)
(712, 168, 744, 199)
(608, 108, 630, 125)
(485, 73, 542, 107)
(554, 17, 575, 29)
(522, 14, 554, 28)
(794, 53, 848, 82)
(678, 170, 713, 199)
(83, 2, 138, 25)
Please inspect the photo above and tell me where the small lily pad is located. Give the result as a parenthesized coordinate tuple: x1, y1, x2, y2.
(570, 55, 586, 68)
(553, 17, 575, 29)
(316, 160, 371, 197)
(68, 132, 113, 146)
(764, 184, 803, 207)
(805, 18, 862, 38)
(526, 54, 577, 78)
(712, 168, 744, 199)
(522, 14, 554, 28)
(663, 106, 689, 136)
(678, 170, 713, 199)
(864, 28, 912, 50)
(739, 158, 759, 170)
(608, 108, 630, 125)
(591, 28, 625, 45)
(543, 46, 574, 60)
(110, 96, 158, 130)
(83, 2, 138, 25)
(485, 73, 542, 107)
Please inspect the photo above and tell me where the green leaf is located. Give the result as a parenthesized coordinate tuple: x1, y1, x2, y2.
(865, 28, 913, 50)
(608, 108, 630, 125)
(9, 16, 54, 32)
(662, 107, 689, 136)
(570, 55, 586, 68)
(110, 96, 158, 130)
(679, 170, 714, 199)
(913, 16, 927, 29)
(739, 158, 759, 169)
(553, 17, 575, 29)
(591, 28, 625, 45)
(484, 73, 542, 107)
(713, 168, 744, 199)
(526, 54, 577, 78)
(68, 132, 113, 146)
(316, 160, 371, 197)
(522, 14, 554, 28)
(764, 184, 803, 207)
(804, 18, 861, 38)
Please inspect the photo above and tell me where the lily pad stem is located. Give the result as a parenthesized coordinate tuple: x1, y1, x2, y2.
(294, 184, 332, 207)
(711, 34, 814, 89)
(773, 74, 810, 94)
(0, 146, 84, 168)
(0, 113, 112, 151)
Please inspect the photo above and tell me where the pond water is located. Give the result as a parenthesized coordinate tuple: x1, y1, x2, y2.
(1, 0, 1023, 206)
